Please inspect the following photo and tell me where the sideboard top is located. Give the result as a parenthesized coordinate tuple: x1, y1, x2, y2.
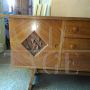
(1, 14, 90, 21)
(9, 15, 90, 21)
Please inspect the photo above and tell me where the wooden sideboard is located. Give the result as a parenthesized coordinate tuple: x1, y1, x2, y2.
(9, 15, 90, 73)
(9, 15, 90, 72)
(9, 15, 90, 90)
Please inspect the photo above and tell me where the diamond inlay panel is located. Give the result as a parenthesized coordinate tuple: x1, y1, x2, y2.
(22, 31, 46, 56)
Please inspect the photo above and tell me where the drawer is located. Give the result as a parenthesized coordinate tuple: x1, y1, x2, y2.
(61, 52, 90, 72)
(65, 21, 90, 37)
(63, 38, 90, 50)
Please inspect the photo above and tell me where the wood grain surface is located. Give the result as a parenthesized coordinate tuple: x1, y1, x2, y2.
(9, 15, 90, 72)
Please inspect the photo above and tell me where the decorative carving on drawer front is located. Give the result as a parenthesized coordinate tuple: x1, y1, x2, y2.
(22, 31, 47, 56)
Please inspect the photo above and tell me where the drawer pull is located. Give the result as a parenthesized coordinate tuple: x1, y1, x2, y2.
(55, 44, 59, 48)
(70, 44, 77, 49)
(72, 27, 79, 33)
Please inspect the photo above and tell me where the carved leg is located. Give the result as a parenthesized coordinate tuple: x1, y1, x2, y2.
(28, 69, 36, 90)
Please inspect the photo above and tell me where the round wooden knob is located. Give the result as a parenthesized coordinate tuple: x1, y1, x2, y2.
(55, 44, 59, 48)
(72, 27, 79, 33)
(70, 44, 77, 49)
(75, 53, 79, 57)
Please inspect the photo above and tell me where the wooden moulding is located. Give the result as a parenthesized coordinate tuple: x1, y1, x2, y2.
(8, 14, 90, 20)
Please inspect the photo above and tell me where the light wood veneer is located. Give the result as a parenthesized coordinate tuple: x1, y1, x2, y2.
(9, 15, 90, 73)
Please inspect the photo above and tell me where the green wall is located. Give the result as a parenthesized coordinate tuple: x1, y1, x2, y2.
(0, 17, 5, 53)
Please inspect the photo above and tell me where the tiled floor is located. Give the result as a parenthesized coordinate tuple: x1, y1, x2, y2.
(0, 64, 31, 90)
(33, 74, 90, 90)
(0, 52, 90, 90)
(0, 51, 31, 90)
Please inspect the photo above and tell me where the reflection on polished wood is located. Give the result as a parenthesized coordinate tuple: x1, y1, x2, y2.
(9, 15, 90, 72)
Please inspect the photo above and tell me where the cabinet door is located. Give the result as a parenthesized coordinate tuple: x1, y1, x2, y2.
(9, 17, 62, 70)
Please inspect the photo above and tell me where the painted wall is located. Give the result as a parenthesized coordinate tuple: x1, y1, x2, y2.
(0, 18, 5, 53)
(51, 0, 60, 16)
(52, 0, 90, 17)
(15, 0, 28, 15)
(2, 0, 9, 14)
(0, 0, 9, 14)
(0, 0, 3, 13)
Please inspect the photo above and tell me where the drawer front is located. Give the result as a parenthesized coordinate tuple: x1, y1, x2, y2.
(65, 21, 90, 37)
(63, 38, 90, 50)
(61, 52, 90, 72)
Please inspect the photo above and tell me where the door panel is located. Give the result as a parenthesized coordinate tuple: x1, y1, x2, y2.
(9, 17, 62, 69)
